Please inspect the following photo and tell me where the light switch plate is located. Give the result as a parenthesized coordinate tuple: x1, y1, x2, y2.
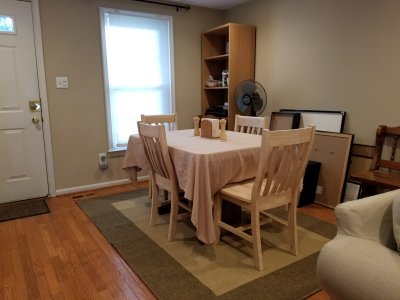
(56, 76, 69, 88)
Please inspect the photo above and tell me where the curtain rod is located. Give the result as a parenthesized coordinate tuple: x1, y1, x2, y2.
(132, 0, 191, 11)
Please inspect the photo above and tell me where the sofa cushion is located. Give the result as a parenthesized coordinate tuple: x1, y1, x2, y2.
(393, 193, 400, 252)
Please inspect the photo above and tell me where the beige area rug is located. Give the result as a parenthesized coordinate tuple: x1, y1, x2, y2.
(77, 189, 337, 299)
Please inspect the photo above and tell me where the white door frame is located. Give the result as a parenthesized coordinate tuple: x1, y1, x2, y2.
(31, 0, 56, 197)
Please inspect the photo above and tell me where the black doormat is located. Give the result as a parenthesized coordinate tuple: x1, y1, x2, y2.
(0, 197, 50, 222)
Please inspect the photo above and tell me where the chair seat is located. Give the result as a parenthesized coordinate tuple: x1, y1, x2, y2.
(220, 179, 255, 203)
(351, 170, 400, 189)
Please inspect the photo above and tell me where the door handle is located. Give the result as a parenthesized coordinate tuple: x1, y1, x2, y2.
(32, 117, 40, 124)
(29, 100, 41, 111)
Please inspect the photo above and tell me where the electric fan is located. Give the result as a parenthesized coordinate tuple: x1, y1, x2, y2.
(235, 80, 267, 116)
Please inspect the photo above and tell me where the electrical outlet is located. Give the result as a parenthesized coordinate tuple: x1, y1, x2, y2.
(99, 153, 106, 163)
(98, 153, 108, 170)
(316, 185, 323, 195)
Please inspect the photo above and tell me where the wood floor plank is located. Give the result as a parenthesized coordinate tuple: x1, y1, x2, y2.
(68, 196, 155, 299)
(0, 225, 6, 299)
(7, 223, 25, 299)
(36, 214, 80, 300)
(0, 181, 331, 300)
(12, 220, 37, 300)
(63, 239, 100, 299)
(35, 274, 54, 300)
(69, 201, 154, 300)
(45, 205, 107, 299)
(2, 223, 17, 299)
(23, 216, 63, 299)
(51, 211, 101, 299)
(54, 195, 144, 300)
(298, 203, 336, 224)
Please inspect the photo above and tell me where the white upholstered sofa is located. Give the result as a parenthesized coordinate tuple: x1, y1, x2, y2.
(317, 189, 400, 300)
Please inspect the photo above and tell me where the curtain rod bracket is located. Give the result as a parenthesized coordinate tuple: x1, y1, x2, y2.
(132, 0, 191, 11)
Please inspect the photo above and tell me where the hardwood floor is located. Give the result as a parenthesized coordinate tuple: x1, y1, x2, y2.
(0, 182, 334, 299)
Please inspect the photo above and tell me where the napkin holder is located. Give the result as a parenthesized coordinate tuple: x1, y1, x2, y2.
(201, 118, 220, 138)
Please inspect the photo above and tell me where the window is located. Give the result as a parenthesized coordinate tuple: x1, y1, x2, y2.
(0, 14, 16, 34)
(100, 8, 174, 151)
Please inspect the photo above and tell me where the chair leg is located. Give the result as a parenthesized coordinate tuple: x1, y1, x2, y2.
(148, 177, 152, 198)
(150, 180, 159, 226)
(251, 209, 264, 271)
(168, 191, 179, 241)
(288, 202, 298, 256)
(149, 177, 168, 206)
(213, 194, 222, 243)
(149, 177, 169, 205)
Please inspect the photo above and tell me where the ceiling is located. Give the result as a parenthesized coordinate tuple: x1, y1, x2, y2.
(175, 0, 252, 10)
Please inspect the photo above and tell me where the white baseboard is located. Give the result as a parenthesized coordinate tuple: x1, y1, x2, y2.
(56, 176, 149, 196)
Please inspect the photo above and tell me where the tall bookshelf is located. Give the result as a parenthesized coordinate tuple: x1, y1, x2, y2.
(201, 23, 256, 130)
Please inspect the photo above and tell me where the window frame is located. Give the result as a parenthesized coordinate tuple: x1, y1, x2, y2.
(99, 7, 175, 151)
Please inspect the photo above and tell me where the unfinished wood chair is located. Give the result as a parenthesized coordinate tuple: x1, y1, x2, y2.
(233, 114, 269, 135)
(137, 121, 190, 241)
(214, 126, 315, 271)
(350, 125, 400, 197)
(140, 113, 178, 131)
(140, 113, 178, 198)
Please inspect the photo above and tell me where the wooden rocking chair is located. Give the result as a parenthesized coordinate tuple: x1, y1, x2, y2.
(350, 125, 400, 197)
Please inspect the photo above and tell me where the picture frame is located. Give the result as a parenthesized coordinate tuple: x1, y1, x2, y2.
(270, 112, 301, 131)
(310, 131, 354, 208)
(279, 109, 346, 133)
(344, 181, 361, 201)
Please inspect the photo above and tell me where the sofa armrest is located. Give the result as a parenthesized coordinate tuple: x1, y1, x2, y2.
(335, 189, 399, 249)
(317, 235, 400, 300)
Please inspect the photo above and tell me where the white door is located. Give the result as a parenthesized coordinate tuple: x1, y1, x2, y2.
(0, 0, 48, 203)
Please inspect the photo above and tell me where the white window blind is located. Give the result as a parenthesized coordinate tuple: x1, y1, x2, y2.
(100, 8, 174, 151)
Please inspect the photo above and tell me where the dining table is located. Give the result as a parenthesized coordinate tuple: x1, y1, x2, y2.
(122, 129, 262, 244)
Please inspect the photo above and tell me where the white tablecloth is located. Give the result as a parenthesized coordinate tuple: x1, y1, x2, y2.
(123, 129, 261, 244)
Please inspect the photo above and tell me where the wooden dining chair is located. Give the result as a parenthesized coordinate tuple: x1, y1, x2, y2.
(140, 113, 178, 131)
(140, 113, 178, 198)
(233, 114, 269, 135)
(350, 125, 400, 197)
(137, 121, 191, 241)
(214, 126, 315, 271)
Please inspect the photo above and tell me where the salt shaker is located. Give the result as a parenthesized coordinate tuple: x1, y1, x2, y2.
(193, 116, 200, 136)
(219, 119, 227, 141)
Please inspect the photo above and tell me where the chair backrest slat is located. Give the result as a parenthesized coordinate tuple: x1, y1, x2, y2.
(137, 121, 178, 186)
(141, 113, 178, 131)
(234, 114, 269, 135)
(253, 126, 315, 203)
